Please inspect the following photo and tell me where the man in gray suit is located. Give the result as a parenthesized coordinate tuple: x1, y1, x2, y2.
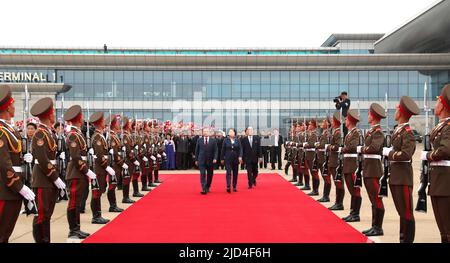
(195, 128, 218, 195)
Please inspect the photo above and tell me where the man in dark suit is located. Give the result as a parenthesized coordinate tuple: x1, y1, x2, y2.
(241, 127, 262, 189)
(270, 128, 283, 170)
(195, 128, 218, 195)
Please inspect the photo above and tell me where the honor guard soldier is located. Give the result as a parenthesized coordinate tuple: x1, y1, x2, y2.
(0, 85, 36, 243)
(422, 84, 450, 243)
(297, 122, 311, 190)
(131, 119, 144, 198)
(106, 115, 124, 212)
(383, 96, 419, 243)
(341, 109, 362, 222)
(317, 118, 331, 202)
(65, 105, 95, 239)
(284, 130, 293, 178)
(358, 103, 386, 236)
(121, 116, 138, 203)
(140, 120, 152, 191)
(89, 111, 112, 224)
(30, 97, 66, 243)
(328, 111, 345, 210)
(304, 119, 319, 196)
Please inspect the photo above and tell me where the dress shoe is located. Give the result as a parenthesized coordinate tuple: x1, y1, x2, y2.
(365, 227, 384, 236)
(133, 192, 144, 197)
(122, 198, 135, 204)
(344, 215, 360, 222)
(109, 206, 124, 213)
(80, 209, 85, 214)
(328, 203, 344, 210)
(92, 217, 110, 224)
(233, 188, 237, 192)
(248, 186, 253, 189)
(317, 196, 330, 202)
(295, 181, 304, 186)
(227, 189, 231, 193)
(154, 180, 161, 183)
(300, 186, 311, 191)
(362, 227, 373, 235)
(289, 178, 297, 183)
(148, 183, 157, 187)
(307, 191, 319, 196)
(201, 191, 206, 195)
(141, 186, 151, 191)
(67, 230, 87, 239)
(79, 230, 90, 238)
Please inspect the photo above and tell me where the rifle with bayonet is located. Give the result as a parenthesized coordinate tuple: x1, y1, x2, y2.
(21, 85, 38, 215)
(354, 133, 364, 188)
(416, 82, 431, 213)
(133, 114, 141, 173)
(86, 102, 100, 191)
(335, 108, 344, 182)
(107, 109, 117, 185)
(120, 112, 130, 179)
(322, 113, 331, 177)
(56, 95, 68, 201)
(379, 92, 391, 197)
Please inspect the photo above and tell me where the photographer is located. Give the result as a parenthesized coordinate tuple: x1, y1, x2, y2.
(334, 91, 351, 136)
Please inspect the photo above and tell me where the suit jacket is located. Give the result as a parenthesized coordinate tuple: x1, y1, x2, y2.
(242, 135, 262, 164)
(221, 137, 243, 163)
(195, 136, 218, 166)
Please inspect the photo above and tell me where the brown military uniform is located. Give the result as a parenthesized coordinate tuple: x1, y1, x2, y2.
(341, 109, 362, 220)
(361, 117, 385, 233)
(328, 123, 345, 208)
(122, 130, 137, 202)
(318, 128, 331, 201)
(388, 95, 419, 243)
(304, 127, 319, 194)
(296, 131, 307, 187)
(66, 125, 89, 233)
(131, 125, 144, 197)
(426, 85, 450, 242)
(31, 123, 58, 243)
(107, 129, 124, 209)
(0, 119, 24, 243)
(91, 126, 109, 221)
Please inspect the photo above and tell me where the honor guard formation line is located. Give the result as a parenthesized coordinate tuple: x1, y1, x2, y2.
(1, 84, 450, 243)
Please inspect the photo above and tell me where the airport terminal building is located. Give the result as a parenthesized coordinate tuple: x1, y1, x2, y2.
(1, 0, 449, 134)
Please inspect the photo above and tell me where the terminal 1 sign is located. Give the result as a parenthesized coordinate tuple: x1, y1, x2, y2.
(0, 71, 56, 82)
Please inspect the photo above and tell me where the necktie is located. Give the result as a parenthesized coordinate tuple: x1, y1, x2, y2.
(205, 137, 208, 145)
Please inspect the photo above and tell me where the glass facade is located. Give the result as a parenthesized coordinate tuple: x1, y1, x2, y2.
(1, 68, 449, 134)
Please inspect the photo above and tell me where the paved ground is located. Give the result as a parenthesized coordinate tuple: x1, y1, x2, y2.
(9, 143, 440, 243)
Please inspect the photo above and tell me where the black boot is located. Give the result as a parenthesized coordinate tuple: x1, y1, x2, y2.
(67, 209, 87, 239)
(329, 188, 345, 210)
(32, 217, 47, 243)
(308, 176, 320, 196)
(108, 189, 124, 212)
(441, 235, 450, 243)
(132, 179, 144, 197)
(402, 219, 415, 243)
(344, 197, 361, 222)
(92, 212, 110, 224)
(317, 182, 331, 202)
(154, 170, 161, 183)
(122, 183, 135, 204)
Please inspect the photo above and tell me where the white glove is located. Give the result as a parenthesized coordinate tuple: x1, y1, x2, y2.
(122, 163, 129, 170)
(421, 151, 428, 161)
(133, 160, 140, 166)
(54, 178, 66, 189)
(357, 146, 362, 153)
(59, 152, 66, 160)
(151, 156, 157, 161)
(88, 148, 94, 155)
(382, 147, 393, 157)
(325, 144, 330, 151)
(135, 145, 138, 150)
(24, 153, 33, 163)
(303, 142, 308, 147)
(105, 166, 116, 176)
(86, 169, 97, 179)
(162, 152, 166, 157)
(122, 146, 126, 152)
(143, 156, 148, 162)
(19, 185, 35, 201)
(109, 149, 114, 155)
(152, 144, 155, 147)
(314, 142, 320, 147)
(338, 147, 342, 153)
(157, 154, 162, 158)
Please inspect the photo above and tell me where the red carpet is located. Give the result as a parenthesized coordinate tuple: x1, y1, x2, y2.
(84, 173, 370, 243)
